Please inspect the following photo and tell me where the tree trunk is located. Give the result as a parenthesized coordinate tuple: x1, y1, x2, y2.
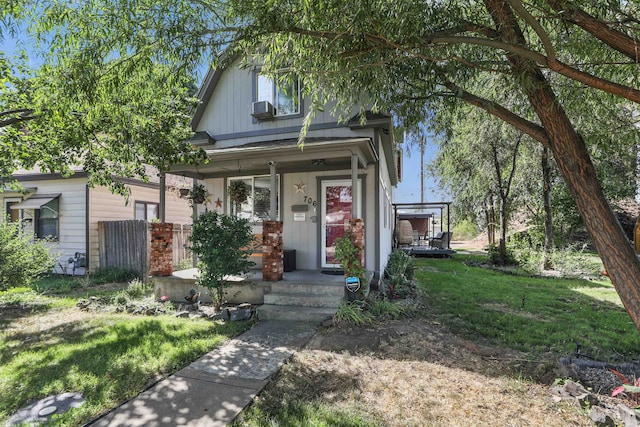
(499, 198, 508, 265)
(541, 147, 554, 270)
(486, 0, 640, 333)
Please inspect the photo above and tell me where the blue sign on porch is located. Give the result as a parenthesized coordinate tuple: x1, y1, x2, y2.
(345, 277, 360, 293)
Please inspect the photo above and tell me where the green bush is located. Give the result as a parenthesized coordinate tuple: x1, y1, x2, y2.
(385, 249, 414, 280)
(89, 267, 140, 285)
(0, 222, 55, 291)
(334, 301, 374, 325)
(125, 278, 153, 299)
(189, 211, 254, 310)
(452, 219, 478, 240)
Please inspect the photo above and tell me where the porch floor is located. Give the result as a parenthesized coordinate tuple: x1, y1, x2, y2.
(170, 268, 345, 286)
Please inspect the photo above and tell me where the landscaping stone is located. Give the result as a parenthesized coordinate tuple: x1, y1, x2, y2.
(589, 406, 615, 427)
(175, 311, 190, 318)
(7, 393, 85, 426)
(618, 404, 640, 427)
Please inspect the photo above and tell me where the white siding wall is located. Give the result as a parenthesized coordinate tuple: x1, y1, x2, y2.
(88, 184, 192, 270)
(1, 178, 87, 271)
(377, 138, 394, 274)
(281, 167, 377, 271)
(197, 63, 373, 148)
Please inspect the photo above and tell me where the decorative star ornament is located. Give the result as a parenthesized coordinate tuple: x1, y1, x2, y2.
(294, 180, 306, 194)
(215, 198, 223, 208)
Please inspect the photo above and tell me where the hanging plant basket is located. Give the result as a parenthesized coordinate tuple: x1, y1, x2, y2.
(179, 188, 191, 198)
(228, 180, 250, 209)
(188, 184, 208, 205)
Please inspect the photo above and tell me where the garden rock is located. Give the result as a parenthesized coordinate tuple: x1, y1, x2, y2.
(618, 404, 640, 427)
(589, 406, 615, 427)
(175, 311, 190, 318)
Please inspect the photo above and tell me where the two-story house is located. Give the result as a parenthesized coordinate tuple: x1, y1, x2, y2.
(161, 59, 400, 320)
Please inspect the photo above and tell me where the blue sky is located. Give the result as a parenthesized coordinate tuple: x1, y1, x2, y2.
(395, 137, 447, 204)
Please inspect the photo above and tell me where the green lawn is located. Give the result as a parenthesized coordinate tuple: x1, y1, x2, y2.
(0, 283, 251, 426)
(415, 255, 640, 361)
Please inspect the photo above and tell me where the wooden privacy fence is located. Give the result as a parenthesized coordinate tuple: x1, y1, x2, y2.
(98, 220, 192, 276)
(172, 224, 192, 267)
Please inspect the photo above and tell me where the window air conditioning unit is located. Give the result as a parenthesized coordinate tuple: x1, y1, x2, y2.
(252, 100, 275, 120)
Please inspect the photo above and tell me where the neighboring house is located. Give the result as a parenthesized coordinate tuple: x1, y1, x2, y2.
(168, 59, 401, 280)
(1, 169, 193, 275)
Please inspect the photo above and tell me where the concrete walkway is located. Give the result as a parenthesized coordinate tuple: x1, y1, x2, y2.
(90, 321, 317, 427)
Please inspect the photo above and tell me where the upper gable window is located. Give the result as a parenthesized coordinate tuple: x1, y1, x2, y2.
(256, 72, 301, 117)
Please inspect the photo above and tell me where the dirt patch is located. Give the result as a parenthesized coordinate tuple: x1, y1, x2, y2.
(250, 318, 598, 426)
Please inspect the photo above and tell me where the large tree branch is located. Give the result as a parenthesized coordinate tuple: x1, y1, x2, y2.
(436, 77, 550, 147)
(546, 0, 640, 62)
(0, 108, 36, 128)
(421, 34, 640, 104)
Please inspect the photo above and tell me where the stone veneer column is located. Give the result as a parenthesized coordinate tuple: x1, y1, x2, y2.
(150, 223, 173, 276)
(262, 220, 283, 281)
(347, 219, 365, 268)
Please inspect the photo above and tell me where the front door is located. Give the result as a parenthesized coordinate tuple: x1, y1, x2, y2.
(321, 179, 361, 268)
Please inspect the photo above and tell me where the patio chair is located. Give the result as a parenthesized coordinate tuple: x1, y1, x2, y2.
(430, 232, 453, 249)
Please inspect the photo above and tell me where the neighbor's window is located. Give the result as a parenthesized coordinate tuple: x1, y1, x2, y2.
(256, 72, 301, 116)
(35, 197, 59, 240)
(135, 201, 159, 221)
(228, 175, 279, 222)
(4, 200, 21, 223)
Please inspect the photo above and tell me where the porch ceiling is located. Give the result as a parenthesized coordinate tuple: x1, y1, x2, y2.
(170, 137, 377, 179)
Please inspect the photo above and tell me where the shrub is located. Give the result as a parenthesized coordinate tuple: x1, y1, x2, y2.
(189, 211, 254, 310)
(367, 299, 406, 319)
(334, 301, 374, 325)
(124, 278, 153, 299)
(452, 219, 478, 240)
(381, 250, 414, 298)
(385, 249, 414, 280)
(89, 267, 140, 285)
(0, 222, 55, 291)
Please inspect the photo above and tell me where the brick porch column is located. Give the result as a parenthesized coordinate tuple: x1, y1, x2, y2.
(347, 219, 365, 268)
(150, 223, 173, 276)
(262, 220, 283, 281)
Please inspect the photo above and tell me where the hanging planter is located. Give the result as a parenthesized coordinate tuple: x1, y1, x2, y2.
(178, 188, 191, 198)
(228, 180, 250, 213)
(188, 184, 208, 205)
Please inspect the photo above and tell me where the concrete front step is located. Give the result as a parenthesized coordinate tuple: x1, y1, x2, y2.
(264, 292, 343, 308)
(269, 282, 344, 297)
(258, 305, 338, 323)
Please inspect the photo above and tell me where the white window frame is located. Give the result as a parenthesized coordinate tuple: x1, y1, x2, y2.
(227, 175, 280, 223)
(255, 71, 301, 117)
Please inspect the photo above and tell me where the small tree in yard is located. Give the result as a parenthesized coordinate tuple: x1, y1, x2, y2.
(189, 211, 255, 310)
(0, 222, 55, 291)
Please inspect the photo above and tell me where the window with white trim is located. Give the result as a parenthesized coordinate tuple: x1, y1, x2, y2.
(135, 201, 159, 221)
(228, 175, 279, 222)
(256, 72, 301, 116)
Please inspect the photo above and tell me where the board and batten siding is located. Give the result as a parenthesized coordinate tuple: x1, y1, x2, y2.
(88, 184, 192, 271)
(196, 62, 374, 149)
(1, 178, 88, 270)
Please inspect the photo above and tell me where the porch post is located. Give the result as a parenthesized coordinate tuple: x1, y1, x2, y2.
(269, 161, 277, 221)
(351, 153, 359, 219)
(159, 172, 166, 223)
